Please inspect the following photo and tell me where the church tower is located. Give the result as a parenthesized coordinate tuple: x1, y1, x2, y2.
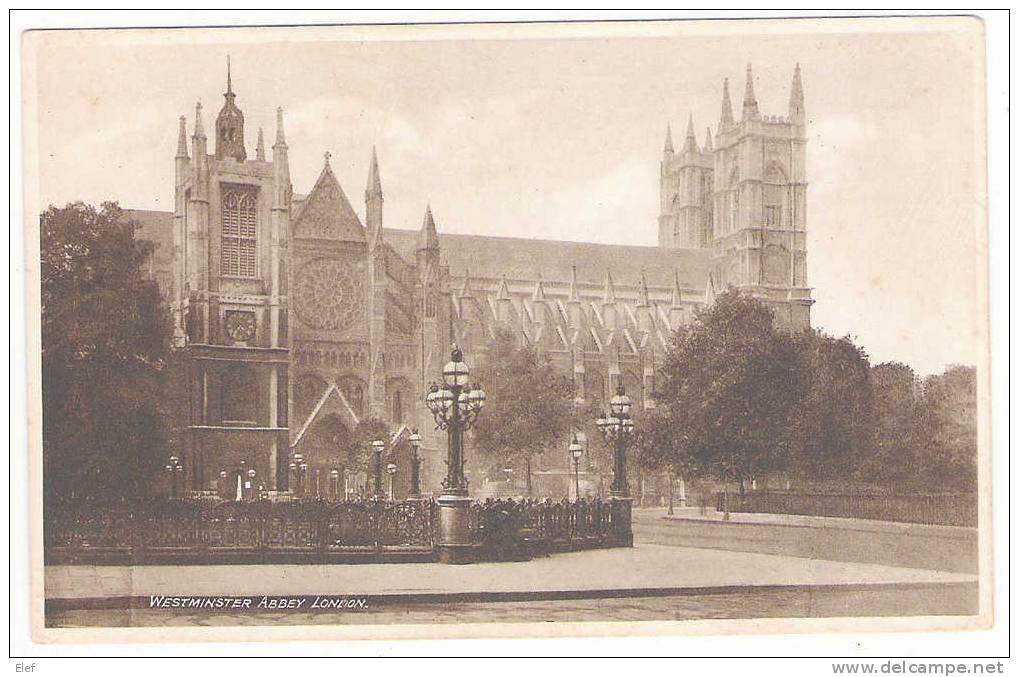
(711, 64, 811, 328)
(173, 60, 291, 493)
(658, 114, 714, 249)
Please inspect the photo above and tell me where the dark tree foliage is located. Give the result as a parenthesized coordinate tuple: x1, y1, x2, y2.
(788, 331, 875, 480)
(917, 365, 978, 490)
(41, 201, 173, 501)
(645, 290, 805, 486)
(857, 361, 924, 487)
(471, 327, 575, 493)
(339, 417, 391, 474)
(643, 289, 977, 493)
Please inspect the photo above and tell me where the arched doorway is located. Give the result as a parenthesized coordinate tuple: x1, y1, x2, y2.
(295, 413, 350, 498)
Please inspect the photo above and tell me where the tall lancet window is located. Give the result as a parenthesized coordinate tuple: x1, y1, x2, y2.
(763, 164, 787, 228)
(221, 186, 257, 278)
(728, 169, 740, 234)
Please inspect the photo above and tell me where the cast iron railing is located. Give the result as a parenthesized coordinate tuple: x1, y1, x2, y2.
(45, 498, 437, 564)
(45, 496, 628, 564)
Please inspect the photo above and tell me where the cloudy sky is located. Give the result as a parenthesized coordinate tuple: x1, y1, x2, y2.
(26, 18, 984, 376)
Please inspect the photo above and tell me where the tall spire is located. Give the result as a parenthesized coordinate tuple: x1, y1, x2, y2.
(663, 124, 674, 154)
(255, 127, 265, 161)
(670, 270, 683, 308)
(719, 78, 734, 131)
(637, 270, 650, 307)
(418, 204, 439, 251)
(193, 101, 206, 140)
(271, 108, 289, 210)
(274, 107, 286, 147)
(742, 63, 760, 120)
(215, 56, 246, 161)
(603, 270, 617, 304)
(367, 145, 382, 195)
(176, 116, 188, 158)
(366, 146, 384, 250)
(497, 273, 511, 300)
(532, 275, 547, 302)
(703, 126, 713, 152)
(568, 264, 581, 302)
(681, 113, 698, 153)
(789, 62, 805, 123)
(705, 272, 717, 306)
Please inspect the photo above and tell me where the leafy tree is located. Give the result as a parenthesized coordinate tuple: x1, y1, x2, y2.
(851, 362, 977, 491)
(856, 361, 923, 487)
(41, 201, 173, 501)
(471, 327, 575, 494)
(917, 365, 978, 490)
(788, 331, 874, 481)
(646, 290, 804, 492)
(339, 416, 391, 475)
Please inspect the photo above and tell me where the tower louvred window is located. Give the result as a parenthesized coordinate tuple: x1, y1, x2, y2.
(221, 187, 257, 277)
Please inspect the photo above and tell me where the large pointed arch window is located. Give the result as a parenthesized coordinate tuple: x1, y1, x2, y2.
(221, 186, 258, 278)
(763, 164, 788, 228)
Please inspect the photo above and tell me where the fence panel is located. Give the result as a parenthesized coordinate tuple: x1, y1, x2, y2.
(45, 496, 632, 564)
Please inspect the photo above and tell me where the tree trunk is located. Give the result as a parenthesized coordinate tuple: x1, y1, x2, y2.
(525, 456, 533, 496)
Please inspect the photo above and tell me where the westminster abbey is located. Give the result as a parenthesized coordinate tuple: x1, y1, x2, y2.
(129, 62, 812, 495)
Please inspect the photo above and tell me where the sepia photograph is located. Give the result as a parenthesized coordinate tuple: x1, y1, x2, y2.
(15, 12, 999, 654)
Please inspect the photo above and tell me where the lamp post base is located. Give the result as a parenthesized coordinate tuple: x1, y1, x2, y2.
(435, 494, 476, 564)
(608, 495, 634, 547)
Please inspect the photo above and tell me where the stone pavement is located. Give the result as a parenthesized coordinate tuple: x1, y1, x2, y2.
(45, 542, 975, 603)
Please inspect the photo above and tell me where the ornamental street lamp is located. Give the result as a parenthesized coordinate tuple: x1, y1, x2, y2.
(245, 467, 257, 501)
(425, 345, 486, 496)
(668, 471, 675, 515)
(596, 384, 635, 497)
(386, 462, 398, 501)
(371, 439, 386, 500)
(290, 452, 308, 496)
(425, 344, 486, 563)
(568, 436, 583, 501)
(408, 429, 423, 499)
(165, 455, 183, 499)
(595, 384, 635, 546)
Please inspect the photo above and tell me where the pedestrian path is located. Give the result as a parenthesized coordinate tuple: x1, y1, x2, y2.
(45, 542, 975, 603)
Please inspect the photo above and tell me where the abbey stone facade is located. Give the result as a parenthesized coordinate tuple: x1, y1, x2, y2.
(129, 62, 812, 496)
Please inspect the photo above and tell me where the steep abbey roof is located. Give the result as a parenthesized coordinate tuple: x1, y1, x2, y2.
(383, 227, 713, 294)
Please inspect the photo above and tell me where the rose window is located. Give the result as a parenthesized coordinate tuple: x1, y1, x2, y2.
(293, 258, 365, 331)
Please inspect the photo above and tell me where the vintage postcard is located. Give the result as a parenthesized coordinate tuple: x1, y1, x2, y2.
(21, 15, 991, 645)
